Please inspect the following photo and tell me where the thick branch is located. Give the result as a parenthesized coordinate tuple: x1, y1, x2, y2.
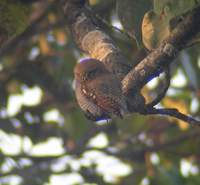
(62, 0, 131, 80)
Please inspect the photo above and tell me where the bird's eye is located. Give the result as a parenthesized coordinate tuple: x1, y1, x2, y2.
(87, 68, 99, 79)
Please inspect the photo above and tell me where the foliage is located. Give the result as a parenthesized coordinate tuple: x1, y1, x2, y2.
(0, 0, 200, 185)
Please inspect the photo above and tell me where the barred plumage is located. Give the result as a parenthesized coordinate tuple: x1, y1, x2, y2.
(74, 58, 127, 121)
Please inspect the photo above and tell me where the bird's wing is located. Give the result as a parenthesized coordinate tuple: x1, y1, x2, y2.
(75, 81, 103, 117)
(86, 76, 125, 118)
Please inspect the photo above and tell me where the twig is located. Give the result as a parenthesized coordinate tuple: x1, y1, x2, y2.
(142, 107, 200, 126)
(87, 6, 135, 41)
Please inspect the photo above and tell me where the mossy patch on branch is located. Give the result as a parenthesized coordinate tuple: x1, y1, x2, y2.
(0, 0, 30, 38)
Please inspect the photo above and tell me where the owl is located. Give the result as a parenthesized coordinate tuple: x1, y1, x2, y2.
(74, 58, 128, 121)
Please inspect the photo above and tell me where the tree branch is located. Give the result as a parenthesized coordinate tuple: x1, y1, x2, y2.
(122, 6, 200, 94)
(61, 0, 131, 79)
(143, 107, 200, 126)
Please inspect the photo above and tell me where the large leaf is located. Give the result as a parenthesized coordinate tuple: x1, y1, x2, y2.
(142, 0, 200, 50)
(142, 10, 170, 50)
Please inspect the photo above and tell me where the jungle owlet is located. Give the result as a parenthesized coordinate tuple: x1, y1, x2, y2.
(74, 58, 128, 121)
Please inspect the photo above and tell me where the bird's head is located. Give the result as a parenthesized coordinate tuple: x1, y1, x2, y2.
(74, 58, 109, 82)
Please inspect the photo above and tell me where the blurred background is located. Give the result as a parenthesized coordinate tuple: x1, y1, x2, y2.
(0, 0, 200, 185)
